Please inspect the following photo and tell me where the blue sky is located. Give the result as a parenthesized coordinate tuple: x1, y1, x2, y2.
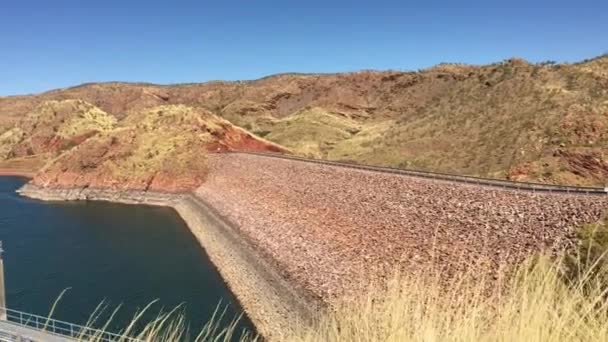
(1, 0, 606, 95)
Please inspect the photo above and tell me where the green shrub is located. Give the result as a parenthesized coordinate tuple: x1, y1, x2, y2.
(563, 217, 608, 293)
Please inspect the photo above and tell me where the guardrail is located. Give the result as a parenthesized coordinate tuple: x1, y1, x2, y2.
(226, 151, 608, 196)
(1, 307, 141, 342)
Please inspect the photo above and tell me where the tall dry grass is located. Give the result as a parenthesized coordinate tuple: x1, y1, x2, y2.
(93, 254, 608, 341)
(41, 297, 254, 342)
(282, 255, 608, 342)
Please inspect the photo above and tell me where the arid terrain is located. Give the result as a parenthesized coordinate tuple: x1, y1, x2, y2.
(6, 55, 608, 339)
(0, 100, 283, 191)
(1, 54, 607, 188)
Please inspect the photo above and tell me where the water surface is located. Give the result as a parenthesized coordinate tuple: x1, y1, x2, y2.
(0, 176, 255, 338)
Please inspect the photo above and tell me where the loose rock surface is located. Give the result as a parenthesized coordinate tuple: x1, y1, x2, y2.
(197, 153, 608, 302)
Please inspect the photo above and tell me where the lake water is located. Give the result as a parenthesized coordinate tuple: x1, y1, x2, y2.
(0, 176, 255, 339)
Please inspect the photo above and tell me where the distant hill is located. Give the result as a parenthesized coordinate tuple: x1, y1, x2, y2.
(1, 54, 607, 186)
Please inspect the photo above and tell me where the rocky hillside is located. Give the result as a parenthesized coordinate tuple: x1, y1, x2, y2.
(1, 54, 607, 186)
(0, 100, 117, 172)
(0, 101, 284, 191)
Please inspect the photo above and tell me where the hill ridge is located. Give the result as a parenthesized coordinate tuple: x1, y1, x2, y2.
(1, 53, 607, 186)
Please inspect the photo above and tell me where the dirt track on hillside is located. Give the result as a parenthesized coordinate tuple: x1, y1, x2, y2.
(196, 153, 608, 302)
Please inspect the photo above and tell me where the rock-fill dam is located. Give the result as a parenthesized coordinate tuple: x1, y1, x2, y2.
(18, 152, 608, 339)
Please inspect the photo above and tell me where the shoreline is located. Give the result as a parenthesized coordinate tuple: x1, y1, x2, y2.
(17, 183, 318, 340)
(0, 170, 36, 178)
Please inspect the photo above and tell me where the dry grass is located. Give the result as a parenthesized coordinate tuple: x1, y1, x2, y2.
(26, 100, 117, 138)
(57, 104, 116, 138)
(327, 120, 394, 162)
(282, 219, 608, 341)
(76, 303, 253, 342)
(39, 289, 254, 341)
(280, 219, 608, 341)
(251, 107, 362, 158)
(0, 100, 117, 171)
(31, 219, 608, 342)
(282, 255, 608, 342)
(103, 130, 209, 179)
(73, 252, 608, 342)
(103, 105, 221, 178)
(38, 298, 254, 342)
(0, 127, 25, 159)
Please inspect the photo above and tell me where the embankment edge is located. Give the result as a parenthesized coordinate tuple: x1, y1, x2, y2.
(17, 183, 319, 340)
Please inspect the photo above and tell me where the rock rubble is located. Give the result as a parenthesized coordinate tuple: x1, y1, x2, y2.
(197, 153, 608, 301)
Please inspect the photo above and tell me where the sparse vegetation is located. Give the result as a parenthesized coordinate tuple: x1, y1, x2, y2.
(25, 104, 284, 191)
(255, 107, 361, 158)
(0, 127, 24, 159)
(102, 105, 220, 179)
(56, 103, 116, 138)
(33, 105, 226, 190)
(42, 299, 254, 342)
(0, 100, 117, 171)
(282, 255, 608, 342)
(1, 54, 608, 185)
(563, 217, 608, 293)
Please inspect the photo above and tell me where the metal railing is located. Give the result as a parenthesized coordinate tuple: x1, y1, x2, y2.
(226, 151, 608, 195)
(1, 307, 141, 342)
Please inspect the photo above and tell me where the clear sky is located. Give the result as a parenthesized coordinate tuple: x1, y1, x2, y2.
(1, 0, 606, 95)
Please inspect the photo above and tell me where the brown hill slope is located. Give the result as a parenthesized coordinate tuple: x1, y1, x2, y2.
(0, 100, 117, 171)
(1, 55, 607, 185)
(30, 104, 285, 192)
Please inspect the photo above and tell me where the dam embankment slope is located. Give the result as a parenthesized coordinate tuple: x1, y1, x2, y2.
(16, 152, 608, 337)
(197, 153, 608, 301)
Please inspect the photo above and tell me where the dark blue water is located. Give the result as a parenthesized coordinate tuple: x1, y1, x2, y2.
(0, 176, 255, 339)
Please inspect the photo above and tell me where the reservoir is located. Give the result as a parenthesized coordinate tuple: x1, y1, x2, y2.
(0, 176, 255, 338)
